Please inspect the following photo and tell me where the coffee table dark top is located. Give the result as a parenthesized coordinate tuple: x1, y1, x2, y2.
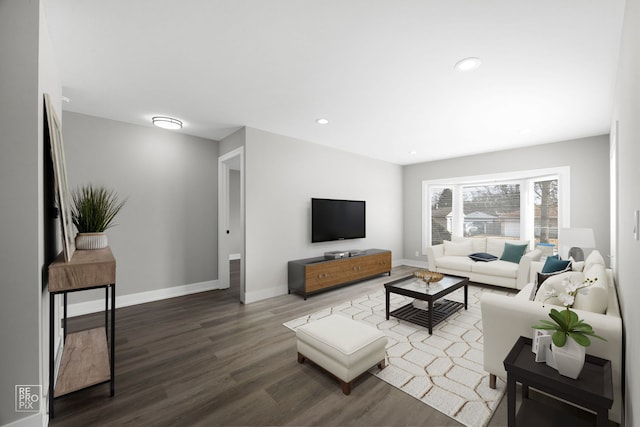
(384, 273, 468, 301)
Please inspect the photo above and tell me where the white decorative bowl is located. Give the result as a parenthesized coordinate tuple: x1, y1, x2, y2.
(75, 232, 108, 250)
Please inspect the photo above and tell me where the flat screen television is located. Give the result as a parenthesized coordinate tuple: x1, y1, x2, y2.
(311, 198, 366, 243)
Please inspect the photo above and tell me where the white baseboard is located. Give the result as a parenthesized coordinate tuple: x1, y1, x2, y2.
(244, 285, 285, 304)
(396, 258, 429, 269)
(67, 280, 221, 317)
(2, 412, 47, 427)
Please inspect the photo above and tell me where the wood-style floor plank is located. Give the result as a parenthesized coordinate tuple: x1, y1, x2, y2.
(51, 263, 512, 426)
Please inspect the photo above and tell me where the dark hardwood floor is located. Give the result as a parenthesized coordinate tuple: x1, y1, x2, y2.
(50, 264, 512, 426)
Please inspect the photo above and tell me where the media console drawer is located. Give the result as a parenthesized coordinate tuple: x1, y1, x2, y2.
(288, 249, 391, 299)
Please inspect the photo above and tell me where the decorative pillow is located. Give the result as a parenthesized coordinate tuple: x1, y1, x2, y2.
(570, 257, 585, 272)
(529, 272, 560, 300)
(533, 271, 583, 304)
(452, 236, 486, 253)
(468, 252, 498, 262)
(584, 250, 605, 271)
(500, 243, 528, 264)
(541, 257, 572, 274)
(573, 263, 608, 314)
(443, 240, 473, 257)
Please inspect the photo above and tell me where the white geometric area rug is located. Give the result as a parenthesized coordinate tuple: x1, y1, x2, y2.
(283, 285, 511, 427)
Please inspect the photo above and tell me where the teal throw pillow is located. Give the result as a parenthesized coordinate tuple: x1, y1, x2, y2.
(500, 243, 528, 264)
(541, 256, 572, 274)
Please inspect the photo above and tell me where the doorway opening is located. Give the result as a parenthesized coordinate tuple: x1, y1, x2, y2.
(218, 147, 245, 303)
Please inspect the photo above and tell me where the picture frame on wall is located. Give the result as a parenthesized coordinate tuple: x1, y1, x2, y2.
(44, 93, 75, 262)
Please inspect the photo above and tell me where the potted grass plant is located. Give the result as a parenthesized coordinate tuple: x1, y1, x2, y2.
(71, 184, 126, 250)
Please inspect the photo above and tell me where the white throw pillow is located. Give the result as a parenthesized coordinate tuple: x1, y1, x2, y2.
(452, 236, 486, 253)
(570, 257, 585, 272)
(443, 240, 473, 257)
(584, 249, 605, 272)
(573, 263, 609, 314)
(533, 271, 583, 306)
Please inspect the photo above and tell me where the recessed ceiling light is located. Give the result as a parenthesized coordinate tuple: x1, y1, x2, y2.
(61, 96, 71, 103)
(520, 128, 533, 135)
(454, 57, 482, 71)
(316, 118, 329, 125)
(409, 150, 417, 155)
(152, 116, 183, 130)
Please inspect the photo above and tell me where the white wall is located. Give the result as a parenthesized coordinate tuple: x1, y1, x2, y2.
(243, 127, 403, 303)
(62, 112, 219, 304)
(611, 1, 640, 424)
(0, 0, 60, 424)
(403, 135, 610, 263)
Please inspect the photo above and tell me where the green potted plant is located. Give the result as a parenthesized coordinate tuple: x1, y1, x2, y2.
(71, 184, 126, 250)
(532, 276, 605, 378)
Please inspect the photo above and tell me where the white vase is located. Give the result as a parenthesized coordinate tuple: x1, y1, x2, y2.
(75, 232, 108, 250)
(551, 338, 586, 379)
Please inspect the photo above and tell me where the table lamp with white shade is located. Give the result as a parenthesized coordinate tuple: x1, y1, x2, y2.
(559, 228, 596, 261)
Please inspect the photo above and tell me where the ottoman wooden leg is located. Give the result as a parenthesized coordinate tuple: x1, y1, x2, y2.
(340, 380, 352, 395)
(378, 359, 386, 370)
(489, 374, 496, 389)
(298, 352, 306, 364)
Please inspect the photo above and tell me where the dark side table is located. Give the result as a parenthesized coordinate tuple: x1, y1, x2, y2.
(503, 336, 613, 427)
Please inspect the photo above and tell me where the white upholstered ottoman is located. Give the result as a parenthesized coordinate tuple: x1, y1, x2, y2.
(296, 315, 387, 395)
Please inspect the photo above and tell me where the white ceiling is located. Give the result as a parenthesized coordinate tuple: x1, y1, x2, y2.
(44, 0, 626, 165)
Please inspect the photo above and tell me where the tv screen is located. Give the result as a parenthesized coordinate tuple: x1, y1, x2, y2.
(311, 198, 366, 243)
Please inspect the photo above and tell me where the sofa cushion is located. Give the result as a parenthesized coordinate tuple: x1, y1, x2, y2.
(443, 240, 473, 257)
(573, 263, 609, 314)
(486, 238, 529, 258)
(469, 252, 498, 262)
(436, 256, 474, 272)
(472, 259, 518, 278)
(500, 243, 528, 264)
(541, 256, 572, 274)
(453, 236, 486, 253)
(584, 250, 605, 271)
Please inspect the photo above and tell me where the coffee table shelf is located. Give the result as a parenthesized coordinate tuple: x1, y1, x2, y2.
(389, 299, 464, 331)
(385, 273, 468, 334)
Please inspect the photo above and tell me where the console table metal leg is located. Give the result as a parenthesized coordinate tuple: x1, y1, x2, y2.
(110, 283, 115, 396)
(428, 300, 433, 334)
(49, 293, 55, 418)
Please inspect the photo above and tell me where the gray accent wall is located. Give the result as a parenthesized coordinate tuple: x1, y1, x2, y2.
(242, 127, 403, 303)
(62, 112, 219, 303)
(0, 0, 60, 424)
(612, 0, 640, 424)
(403, 135, 610, 263)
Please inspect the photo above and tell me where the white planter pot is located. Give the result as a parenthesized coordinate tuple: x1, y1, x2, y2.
(75, 232, 108, 250)
(551, 338, 586, 379)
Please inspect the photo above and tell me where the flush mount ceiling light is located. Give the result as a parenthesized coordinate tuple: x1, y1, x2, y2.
(152, 116, 183, 130)
(454, 57, 482, 71)
(316, 118, 329, 125)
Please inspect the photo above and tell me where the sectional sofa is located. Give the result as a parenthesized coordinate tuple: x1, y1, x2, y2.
(480, 250, 623, 423)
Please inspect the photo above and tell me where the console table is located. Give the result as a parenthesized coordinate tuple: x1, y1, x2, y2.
(503, 336, 613, 427)
(288, 249, 391, 299)
(48, 248, 116, 418)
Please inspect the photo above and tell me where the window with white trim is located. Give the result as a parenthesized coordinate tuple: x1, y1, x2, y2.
(423, 168, 568, 251)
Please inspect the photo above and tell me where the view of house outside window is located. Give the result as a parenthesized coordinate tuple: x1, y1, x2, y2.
(426, 177, 559, 248)
(462, 184, 521, 239)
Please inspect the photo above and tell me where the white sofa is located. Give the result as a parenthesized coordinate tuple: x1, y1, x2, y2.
(480, 250, 622, 423)
(427, 237, 542, 290)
